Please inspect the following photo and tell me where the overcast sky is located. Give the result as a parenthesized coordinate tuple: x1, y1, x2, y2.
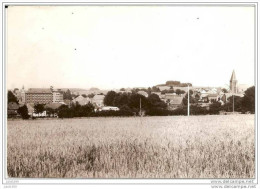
(7, 5, 255, 90)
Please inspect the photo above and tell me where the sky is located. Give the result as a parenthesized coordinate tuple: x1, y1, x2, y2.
(7, 5, 255, 90)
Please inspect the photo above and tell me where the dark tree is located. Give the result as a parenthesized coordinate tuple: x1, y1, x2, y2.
(120, 88, 125, 91)
(195, 93, 200, 100)
(58, 105, 73, 118)
(128, 93, 147, 111)
(222, 95, 243, 112)
(34, 104, 45, 114)
(8, 90, 18, 103)
(147, 93, 167, 109)
(182, 92, 197, 105)
(175, 89, 186, 95)
(104, 91, 117, 106)
(209, 101, 222, 114)
(166, 81, 180, 86)
(222, 88, 228, 93)
(147, 87, 152, 95)
(17, 105, 30, 119)
(82, 94, 87, 98)
(88, 93, 95, 98)
(151, 86, 160, 92)
(242, 86, 255, 113)
(63, 89, 73, 100)
(113, 93, 129, 108)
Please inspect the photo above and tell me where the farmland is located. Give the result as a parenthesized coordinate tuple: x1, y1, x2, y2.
(7, 115, 255, 178)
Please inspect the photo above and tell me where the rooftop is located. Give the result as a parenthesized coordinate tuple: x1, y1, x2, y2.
(26, 88, 52, 94)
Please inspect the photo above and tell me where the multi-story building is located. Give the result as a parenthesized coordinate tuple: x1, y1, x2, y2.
(52, 89, 64, 103)
(25, 88, 53, 104)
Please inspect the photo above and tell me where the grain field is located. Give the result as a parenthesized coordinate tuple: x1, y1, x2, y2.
(7, 115, 255, 178)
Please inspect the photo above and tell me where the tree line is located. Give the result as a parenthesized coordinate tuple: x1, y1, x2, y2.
(8, 86, 255, 119)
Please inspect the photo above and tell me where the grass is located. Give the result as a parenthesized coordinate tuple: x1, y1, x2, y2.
(7, 115, 255, 178)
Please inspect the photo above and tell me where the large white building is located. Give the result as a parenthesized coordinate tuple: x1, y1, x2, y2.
(52, 89, 64, 103)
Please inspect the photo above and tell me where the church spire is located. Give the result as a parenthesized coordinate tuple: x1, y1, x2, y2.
(230, 70, 237, 82)
(230, 70, 238, 94)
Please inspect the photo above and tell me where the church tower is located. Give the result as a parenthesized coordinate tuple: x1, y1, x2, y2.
(230, 70, 238, 94)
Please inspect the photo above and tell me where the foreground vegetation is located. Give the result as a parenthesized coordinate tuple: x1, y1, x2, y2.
(7, 115, 255, 178)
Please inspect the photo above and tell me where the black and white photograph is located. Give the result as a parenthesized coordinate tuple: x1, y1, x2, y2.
(1, 1, 259, 188)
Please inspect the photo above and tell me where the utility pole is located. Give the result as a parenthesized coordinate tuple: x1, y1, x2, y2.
(233, 94, 235, 113)
(188, 85, 190, 116)
(140, 98, 142, 116)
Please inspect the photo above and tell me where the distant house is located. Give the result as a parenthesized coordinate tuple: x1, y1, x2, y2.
(44, 103, 63, 117)
(25, 103, 47, 117)
(45, 103, 63, 110)
(158, 86, 171, 91)
(100, 106, 120, 111)
(137, 91, 148, 98)
(91, 94, 105, 107)
(32, 111, 47, 117)
(72, 95, 91, 106)
(208, 94, 219, 102)
(166, 96, 184, 109)
(63, 99, 72, 107)
(165, 93, 178, 100)
(26, 103, 34, 116)
(8, 102, 19, 118)
(221, 93, 244, 103)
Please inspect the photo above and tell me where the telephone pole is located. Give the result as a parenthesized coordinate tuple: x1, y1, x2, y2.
(188, 85, 190, 116)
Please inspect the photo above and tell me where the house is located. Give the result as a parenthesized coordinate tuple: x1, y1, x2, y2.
(32, 111, 47, 117)
(63, 99, 72, 107)
(91, 94, 105, 107)
(72, 95, 91, 106)
(8, 102, 19, 118)
(100, 106, 119, 111)
(208, 94, 219, 102)
(165, 93, 178, 100)
(26, 103, 34, 116)
(45, 103, 63, 110)
(167, 96, 184, 109)
(158, 86, 171, 91)
(44, 103, 63, 117)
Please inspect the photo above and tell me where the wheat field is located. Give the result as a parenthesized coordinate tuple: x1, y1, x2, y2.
(7, 115, 255, 178)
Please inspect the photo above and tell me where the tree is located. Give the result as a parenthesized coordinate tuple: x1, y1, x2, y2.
(82, 94, 87, 98)
(182, 92, 197, 105)
(63, 89, 72, 100)
(175, 89, 186, 95)
(222, 88, 228, 93)
(151, 86, 160, 92)
(34, 104, 45, 114)
(128, 93, 147, 111)
(147, 87, 152, 95)
(242, 86, 255, 113)
(88, 93, 95, 98)
(147, 93, 167, 109)
(58, 105, 73, 118)
(8, 90, 18, 103)
(17, 105, 30, 119)
(222, 96, 243, 112)
(113, 93, 129, 108)
(120, 88, 125, 91)
(209, 101, 222, 114)
(166, 81, 180, 86)
(104, 91, 117, 106)
(195, 93, 200, 100)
